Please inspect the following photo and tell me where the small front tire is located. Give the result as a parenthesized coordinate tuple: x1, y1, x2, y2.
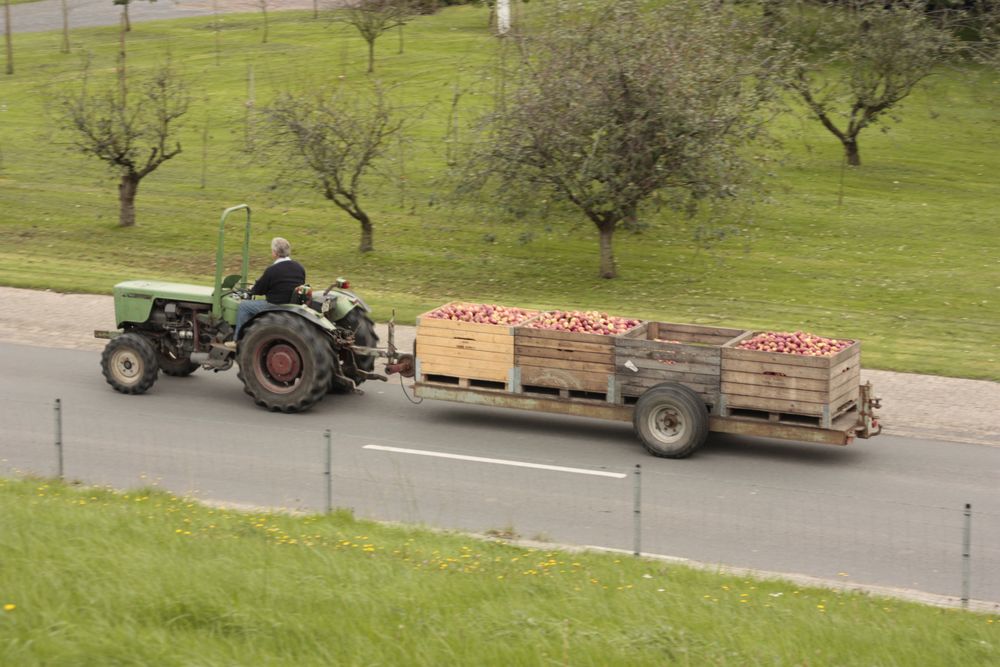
(101, 333, 159, 395)
(633, 383, 709, 458)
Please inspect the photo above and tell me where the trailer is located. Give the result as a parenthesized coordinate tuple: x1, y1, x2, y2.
(410, 304, 882, 458)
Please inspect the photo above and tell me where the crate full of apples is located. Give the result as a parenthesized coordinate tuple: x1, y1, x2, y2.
(515, 310, 644, 393)
(415, 302, 539, 386)
(614, 322, 749, 406)
(721, 330, 861, 424)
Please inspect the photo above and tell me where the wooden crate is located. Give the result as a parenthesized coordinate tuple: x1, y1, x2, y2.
(720, 332, 861, 427)
(615, 322, 749, 406)
(414, 303, 538, 388)
(514, 318, 643, 396)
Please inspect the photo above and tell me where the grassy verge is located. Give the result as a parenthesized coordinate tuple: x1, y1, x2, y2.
(0, 6, 997, 379)
(1, 476, 996, 665)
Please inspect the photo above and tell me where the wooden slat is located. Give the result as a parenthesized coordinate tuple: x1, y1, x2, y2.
(514, 334, 614, 356)
(645, 322, 747, 345)
(420, 355, 511, 375)
(418, 338, 512, 356)
(723, 393, 827, 416)
(620, 378, 718, 398)
(416, 317, 519, 336)
(720, 370, 833, 393)
(721, 380, 831, 404)
(616, 359, 720, 379)
(720, 358, 853, 381)
(616, 343, 722, 366)
(514, 326, 634, 345)
(517, 356, 615, 373)
(515, 345, 611, 366)
(416, 329, 515, 347)
(520, 366, 610, 392)
(419, 348, 512, 367)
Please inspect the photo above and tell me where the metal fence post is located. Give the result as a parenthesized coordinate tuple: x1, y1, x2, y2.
(633, 464, 642, 557)
(54, 398, 64, 480)
(324, 429, 333, 514)
(962, 503, 971, 609)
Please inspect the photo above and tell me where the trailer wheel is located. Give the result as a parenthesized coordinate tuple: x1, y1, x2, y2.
(101, 333, 160, 395)
(237, 312, 334, 413)
(633, 383, 709, 458)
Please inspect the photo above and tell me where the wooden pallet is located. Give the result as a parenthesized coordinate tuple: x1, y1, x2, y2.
(514, 320, 642, 395)
(614, 322, 748, 406)
(720, 332, 861, 428)
(414, 303, 538, 387)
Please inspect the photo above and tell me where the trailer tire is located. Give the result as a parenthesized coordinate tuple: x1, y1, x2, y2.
(101, 333, 160, 395)
(237, 312, 334, 413)
(633, 383, 708, 458)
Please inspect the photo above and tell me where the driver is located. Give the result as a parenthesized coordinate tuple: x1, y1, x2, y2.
(232, 237, 306, 342)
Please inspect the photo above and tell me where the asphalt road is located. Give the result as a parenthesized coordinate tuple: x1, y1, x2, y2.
(1, 341, 998, 605)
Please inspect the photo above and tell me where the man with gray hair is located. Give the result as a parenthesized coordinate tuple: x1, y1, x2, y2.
(233, 237, 307, 342)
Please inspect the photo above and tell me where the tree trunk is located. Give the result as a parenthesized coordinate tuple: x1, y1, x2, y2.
(60, 0, 70, 53)
(4, 0, 13, 75)
(598, 224, 617, 279)
(118, 173, 139, 227)
(843, 137, 861, 167)
(124, 2, 131, 33)
(358, 210, 374, 252)
(367, 39, 375, 74)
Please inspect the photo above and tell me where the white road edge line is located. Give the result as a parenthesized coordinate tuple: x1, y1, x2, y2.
(363, 444, 627, 479)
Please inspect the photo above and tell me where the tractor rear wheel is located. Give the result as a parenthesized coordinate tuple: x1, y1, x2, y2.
(158, 349, 199, 377)
(339, 308, 379, 385)
(101, 333, 159, 395)
(237, 312, 334, 413)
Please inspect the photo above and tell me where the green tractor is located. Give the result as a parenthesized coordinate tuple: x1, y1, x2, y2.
(96, 204, 412, 412)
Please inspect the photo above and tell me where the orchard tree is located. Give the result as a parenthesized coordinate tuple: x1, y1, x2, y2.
(263, 84, 405, 252)
(58, 63, 189, 227)
(332, 0, 416, 73)
(777, 0, 957, 166)
(4, 0, 13, 75)
(466, 0, 785, 279)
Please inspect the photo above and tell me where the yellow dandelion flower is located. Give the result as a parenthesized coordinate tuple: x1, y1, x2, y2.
(3, 604, 15, 612)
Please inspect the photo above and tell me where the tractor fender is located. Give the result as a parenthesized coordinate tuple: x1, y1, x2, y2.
(323, 288, 371, 320)
(237, 303, 335, 341)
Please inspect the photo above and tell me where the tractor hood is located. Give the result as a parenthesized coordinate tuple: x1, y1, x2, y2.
(113, 280, 215, 327)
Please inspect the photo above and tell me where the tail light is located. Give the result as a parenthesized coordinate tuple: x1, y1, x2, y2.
(335, 277, 350, 289)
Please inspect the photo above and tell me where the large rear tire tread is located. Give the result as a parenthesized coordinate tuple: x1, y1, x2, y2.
(101, 333, 160, 395)
(633, 383, 709, 459)
(237, 312, 334, 413)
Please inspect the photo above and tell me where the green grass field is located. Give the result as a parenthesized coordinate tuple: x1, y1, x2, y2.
(0, 6, 997, 380)
(1, 476, 996, 665)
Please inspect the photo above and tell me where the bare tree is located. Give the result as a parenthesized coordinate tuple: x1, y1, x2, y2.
(263, 85, 405, 252)
(61, 0, 70, 53)
(4, 0, 13, 75)
(258, 0, 270, 44)
(777, 0, 957, 166)
(464, 0, 785, 279)
(57, 63, 189, 227)
(332, 0, 416, 73)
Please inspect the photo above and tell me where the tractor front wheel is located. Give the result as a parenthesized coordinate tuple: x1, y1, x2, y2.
(101, 333, 160, 395)
(237, 312, 334, 413)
